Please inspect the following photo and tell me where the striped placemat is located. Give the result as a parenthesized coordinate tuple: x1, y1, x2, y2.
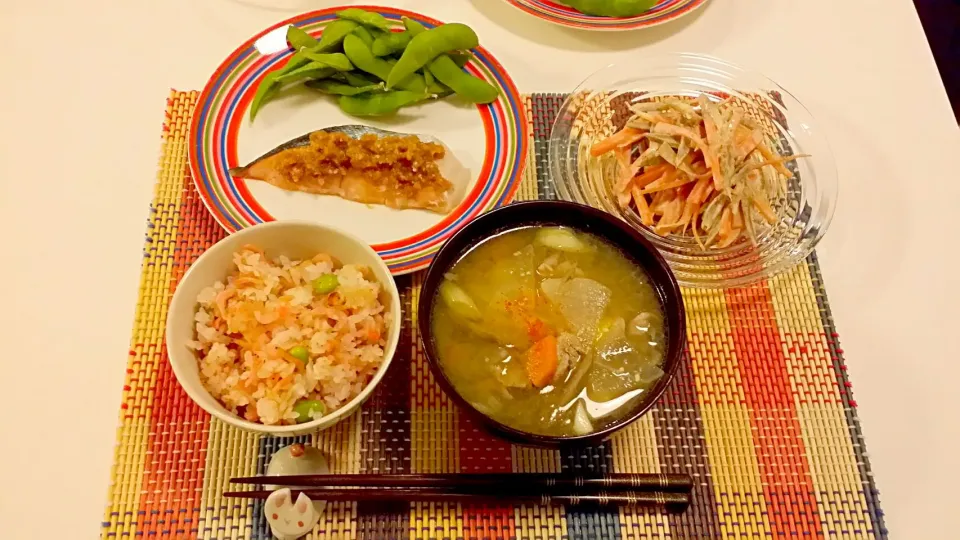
(101, 90, 886, 539)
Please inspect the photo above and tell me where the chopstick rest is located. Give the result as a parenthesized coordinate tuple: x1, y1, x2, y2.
(265, 488, 320, 540)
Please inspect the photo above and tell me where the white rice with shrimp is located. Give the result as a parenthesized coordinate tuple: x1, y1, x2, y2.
(188, 245, 389, 425)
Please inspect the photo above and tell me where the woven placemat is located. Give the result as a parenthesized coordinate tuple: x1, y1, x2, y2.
(101, 90, 886, 539)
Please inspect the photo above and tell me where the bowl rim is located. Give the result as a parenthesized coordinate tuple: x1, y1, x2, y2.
(417, 200, 687, 447)
(165, 219, 402, 435)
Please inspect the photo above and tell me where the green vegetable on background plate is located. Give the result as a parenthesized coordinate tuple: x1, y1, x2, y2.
(557, 0, 657, 17)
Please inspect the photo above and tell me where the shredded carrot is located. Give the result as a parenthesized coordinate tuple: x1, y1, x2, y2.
(592, 97, 810, 250)
(631, 186, 654, 225)
(752, 196, 778, 224)
(590, 127, 645, 157)
(525, 335, 559, 388)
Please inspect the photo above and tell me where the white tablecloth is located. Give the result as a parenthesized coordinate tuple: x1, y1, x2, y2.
(1, 0, 957, 537)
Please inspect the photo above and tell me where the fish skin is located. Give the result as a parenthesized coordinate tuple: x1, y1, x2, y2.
(227, 125, 403, 176)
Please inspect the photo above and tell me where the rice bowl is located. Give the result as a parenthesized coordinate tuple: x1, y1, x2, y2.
(166, 221, 401, 436)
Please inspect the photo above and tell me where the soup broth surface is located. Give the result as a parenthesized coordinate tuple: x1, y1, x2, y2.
(431, 226, 666, 437)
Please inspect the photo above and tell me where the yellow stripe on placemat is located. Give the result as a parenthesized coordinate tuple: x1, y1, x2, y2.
(768, 265, 872, 535)
(197, 423, 258, 540)
(315, 415, 362, 540)
(510, 99, 567, 540)
(409, 271, 462, 540)
(612, 416, 669, 539)
(103, 90, 196, 538)
(683, 289, 773, 538)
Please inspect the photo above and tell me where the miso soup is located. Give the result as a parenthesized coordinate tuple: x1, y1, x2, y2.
(430, 226, 667, 437)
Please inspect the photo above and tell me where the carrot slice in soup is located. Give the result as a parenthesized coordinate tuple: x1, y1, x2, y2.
(526, 335, 559, 388)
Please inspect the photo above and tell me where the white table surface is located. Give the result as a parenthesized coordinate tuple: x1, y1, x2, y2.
(2, 0, 958, 537)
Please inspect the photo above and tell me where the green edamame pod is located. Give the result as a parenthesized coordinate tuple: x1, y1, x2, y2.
(286, 25, 318, 50)
(316, 19, 358, 51)
(427, 56, 499, 104)
(387, 23, 480, 89)
(338, 90, 425, 116)
(342, 34, 426, 93)
(249, 74, 280, 121)
(371, 31, 411, 57)
(557, 0, 656, 17)
(448, 51, 472, 69)
(351, 25, 375, 47)
(274, 65, 336, 85)
(336, 8, 392, 31)
(306, 79, 383, 96)
(421, 68, 450, 96)
(338, 71, 379, 87)
(301, 52, 353, 71)
(402, 17, 428, 35)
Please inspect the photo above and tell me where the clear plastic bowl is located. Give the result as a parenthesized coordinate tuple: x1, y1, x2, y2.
(549, 54, 838, 288)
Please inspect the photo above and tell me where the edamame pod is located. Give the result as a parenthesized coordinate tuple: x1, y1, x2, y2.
(338, 90, 425, 116)
(249, 74, 280, 121)
(427, 56, 499, 104)
(342, 34, 426, 92)
(557, 0, 656, 17)
(371, 31, 411, 57)
(274, 64, 336, 85)
(336, 8, 392, 31)
(301, 52, 354, 71)
(316, 19, 358, 51)
(286, 25, 318, 50)
(306, 79, 383, 96)
(387, 23, 480, 89)
(338, 71, 379, 87)
(352, 25, 376, 47)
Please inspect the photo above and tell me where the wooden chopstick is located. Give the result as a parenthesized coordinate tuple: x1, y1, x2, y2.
(223, 487, 690, 512)
(230, 473, 693, 493)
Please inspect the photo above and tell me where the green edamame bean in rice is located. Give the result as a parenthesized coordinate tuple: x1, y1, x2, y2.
(386, 23, 480, 89)
(293, 400, 327, 423)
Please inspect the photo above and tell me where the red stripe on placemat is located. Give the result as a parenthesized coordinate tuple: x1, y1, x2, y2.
(136, 172, 223, 536)
(726, 283, 824, 538)
(457, 414, 516, 539)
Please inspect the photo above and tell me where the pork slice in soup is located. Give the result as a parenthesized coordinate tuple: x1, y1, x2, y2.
(431, 226, 667, 437)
